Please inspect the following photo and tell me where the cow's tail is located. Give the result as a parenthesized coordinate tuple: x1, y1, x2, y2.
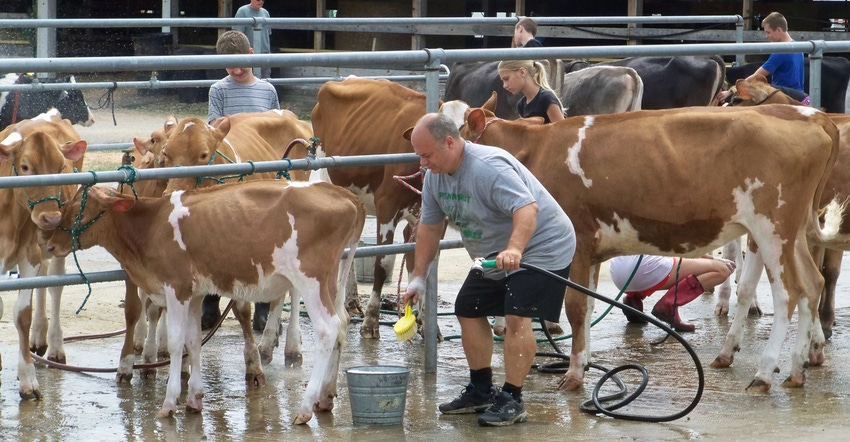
(629, 70, 644, 111)
(808, 118, 845, 245)
(336, 196, 367, 322)
(709, 55, 727, 104)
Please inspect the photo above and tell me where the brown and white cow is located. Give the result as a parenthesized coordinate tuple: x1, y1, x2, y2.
(449, 103, 841, 392)
(159, 110, 313, 365)
(42, 180, 366, 424)
(311, 78, 433, 339)
(715, 77, 850, 348)
(0, 109, 86, 399)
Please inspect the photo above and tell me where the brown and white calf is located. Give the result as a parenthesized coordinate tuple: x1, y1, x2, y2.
(450, 103, 842, 392)
(159, 111, 314, 366)
(0, 109, 86, 399)
(43, 180, 365, 423)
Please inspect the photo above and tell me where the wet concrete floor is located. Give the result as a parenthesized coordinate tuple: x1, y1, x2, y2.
(2, 240, 850, 441)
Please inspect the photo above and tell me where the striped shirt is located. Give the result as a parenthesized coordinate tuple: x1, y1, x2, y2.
(207, 76, 280, 122)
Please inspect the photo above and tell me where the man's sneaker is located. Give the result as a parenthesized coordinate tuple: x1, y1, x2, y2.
(438, 384, 497, 414)
(477, 391, 529, 427)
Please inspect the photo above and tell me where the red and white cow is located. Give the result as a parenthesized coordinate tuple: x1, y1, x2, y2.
(43, 180, 366, 424)
(311, 78, 433, 339)
(159, 110, 313, 365)
(0, 109, 86, 399)
(450, 103, 841, 392)
(714, 77, 850, 348)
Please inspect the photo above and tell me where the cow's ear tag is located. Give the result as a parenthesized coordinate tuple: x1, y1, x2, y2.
(112, 200, 135, 212)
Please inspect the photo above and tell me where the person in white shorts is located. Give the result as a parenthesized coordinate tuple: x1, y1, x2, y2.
(609, 254, 735, 332)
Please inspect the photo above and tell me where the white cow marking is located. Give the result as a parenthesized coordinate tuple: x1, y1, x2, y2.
(567, 115, 595, 188)
(1, 132, 22, 146)
(794, 106, 819, 117)
(733, 178, 786, 272)
(183, 121, 195, 131)
(168, 191, 191, 250)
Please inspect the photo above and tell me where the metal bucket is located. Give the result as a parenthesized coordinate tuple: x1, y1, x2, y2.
(346, 365, 410, 426)
(354, 240, 397, 284)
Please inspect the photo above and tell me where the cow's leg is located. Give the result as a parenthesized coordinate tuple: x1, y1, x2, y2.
(156, 304, 169, 361)
(557, 256, 596, 391)
(117, 278, 142, 383)
(184, 296, 205, 414)
(131, 283, 147, 355)
(780, 236, 824, 387)
(29, 265, 48, 357)
(158, 291, 189, 418)
(294, 280, 344, 424)
(15, 260, 41, 400)
(283, 290, 304, 367)
(141, 293, 162, 379)
(818, 248, 841, 340)
(258, 297, 284, 365)
(232, 300, 265, 387)
(715, 238, 741, 316)
(43, 256, 66, 363)
(712, 243, 764, 370)
(360, 214, 399, 339)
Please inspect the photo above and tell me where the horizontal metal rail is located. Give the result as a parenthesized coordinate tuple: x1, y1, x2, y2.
(0, 240, 463, 292)
(0, 69, 452, 93)
(0, 153, 420, 188)
(0, 16, 743, 30)
(1, 41, 847, 74)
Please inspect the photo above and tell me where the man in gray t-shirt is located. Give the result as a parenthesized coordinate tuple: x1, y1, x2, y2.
(404, 113, 575, 427)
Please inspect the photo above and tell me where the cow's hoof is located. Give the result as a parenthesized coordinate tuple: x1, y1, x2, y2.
(293, 411, 313, 425)
(134, 345, 144, 356)
(714, 304, 729, 316)
(156, 408, 175, 419)
(546, 323, 564, 335)
(314, 397, 335, 412)
(780, 373, 805, 388)
(748, 306, 763, 316)
(285, 352, 303, 368)
(493, 326, 506, 337)
(47, 353, 66, 364)
(259, 347, 274, 365)
(710, 355, 733, 368)
(246, 373, 266, 388)
(141, 368, 157, 379)
(116, 372, 133, 383)
(556, 375, 582, 391)
(186, 404, 202, 414)
(157, 350, 170, 361)
(809, 345, 826, 367)
(745, 379, 771, 392)
(359, 325, 380, 339)
(31, 345, 48, 357)
(19, 389, 43, 401)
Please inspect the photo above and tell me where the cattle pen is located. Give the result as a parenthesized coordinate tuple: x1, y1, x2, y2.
(3, 14, 850, 440)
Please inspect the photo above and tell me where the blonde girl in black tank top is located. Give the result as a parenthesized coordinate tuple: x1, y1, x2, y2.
(497, 59, 564, 124)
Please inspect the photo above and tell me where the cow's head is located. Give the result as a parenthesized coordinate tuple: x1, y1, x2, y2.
(54, 76, 95, 127)
(43, 185, 134, 258)
(160, 116, 230, 193)
(0, 130, 87, 230)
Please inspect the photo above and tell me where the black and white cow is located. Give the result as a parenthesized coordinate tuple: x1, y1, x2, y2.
(0, 73, 95, 131)
(597, 56, 726, 109)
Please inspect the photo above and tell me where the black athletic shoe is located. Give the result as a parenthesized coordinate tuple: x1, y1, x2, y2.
(253, 302, 270, 332)
(477, 391, 529, 427)
(201, 295, 222, 330)
(438, 384, 498, 414)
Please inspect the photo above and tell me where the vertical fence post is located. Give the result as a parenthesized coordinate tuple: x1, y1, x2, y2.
(809, 41, 824, 111)
(425, 260, 439, 373)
